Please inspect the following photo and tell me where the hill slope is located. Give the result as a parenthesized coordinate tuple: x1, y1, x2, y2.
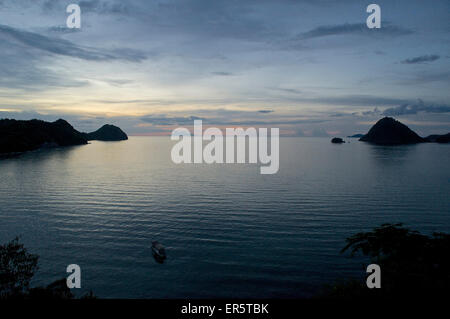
(359, 117, 424, 145)
(84, 124, 128, 141)
(0, 119, 87, 154)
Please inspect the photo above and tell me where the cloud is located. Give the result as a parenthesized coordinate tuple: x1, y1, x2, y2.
(211, 71, 233, 76)
(361, 107, 381, 116)
(382, 100, 450, 116)
(46, 26, 82, 34)
(41, 0, 132, 15)
(398, 71, 450, 85)
(0, 23, 146, 90)
(0, 39, 89, 90)
(287, 94, 410, 107)
(139, 113, 326, 127)
(140, 116, 203, 126)
(78, 0, 131, 14)
(101, 79, 134, 87)
(273, 88, 303, 95)
(401, 55, 440, 64)
(298, 23, 413, 39)
(0, 24, 147, 62)
(0, 0, 449, 137)
(258, 110, 274, 113)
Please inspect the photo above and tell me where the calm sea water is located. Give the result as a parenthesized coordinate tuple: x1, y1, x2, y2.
(0, 137, 449, 298)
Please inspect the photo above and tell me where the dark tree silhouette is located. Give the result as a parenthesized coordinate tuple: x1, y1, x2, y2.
(322, 223, 450, 299)
(0, 237, 38, 298)
(0, 237, 93, 299)
(28, 278, 74, 300)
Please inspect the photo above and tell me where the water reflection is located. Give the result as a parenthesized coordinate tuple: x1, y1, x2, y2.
(365, 143, 419, 167)
(0, 137, 448, 298)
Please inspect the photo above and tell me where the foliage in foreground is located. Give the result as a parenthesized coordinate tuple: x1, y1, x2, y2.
(0, 237, 39, 298)
(321, 223, 450, 299)
(0, 237, 95, 300)
(3, 224, 449, 300)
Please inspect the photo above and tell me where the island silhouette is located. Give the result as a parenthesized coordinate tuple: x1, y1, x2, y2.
(359, 117, 449, 145)
(0, 118, 128, 154)
(331, 137, 345, 144)
(82, 124, 128, 142)
(1, 116, 448, 155)
(332, 117, 448, 145)
(359, 117, 424, 145)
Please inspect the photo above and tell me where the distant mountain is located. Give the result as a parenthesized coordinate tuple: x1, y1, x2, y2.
(424, 133, 450, 143)
(0, 119, 128, 155)
(0, 119, 87, 154)
(359, 117, 425, 145)
(83, 124, 128, 141)
(347, 134, 364, 138)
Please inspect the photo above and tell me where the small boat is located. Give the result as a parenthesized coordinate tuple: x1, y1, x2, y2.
(151, 241, 166, 261)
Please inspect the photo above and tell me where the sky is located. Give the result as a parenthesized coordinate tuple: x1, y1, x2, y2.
(0, 0, 449, 136)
